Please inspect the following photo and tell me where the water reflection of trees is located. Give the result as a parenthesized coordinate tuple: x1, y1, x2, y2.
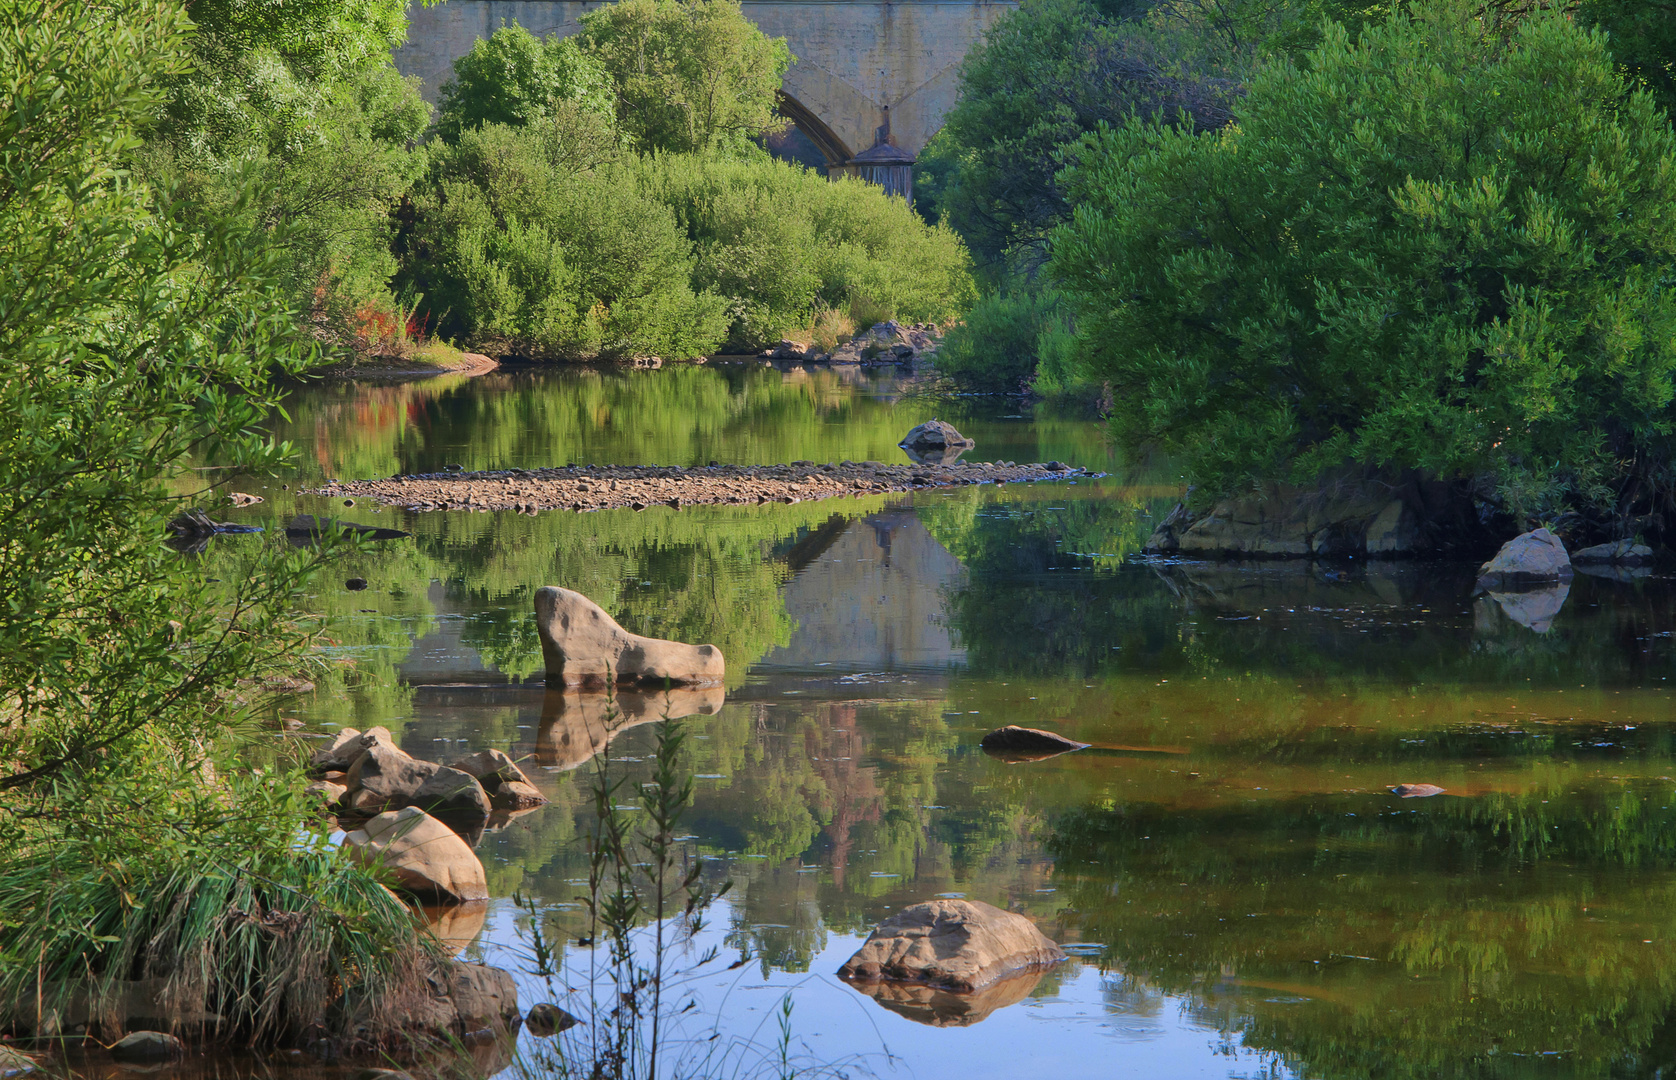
(1045, 784, 1676, 1077)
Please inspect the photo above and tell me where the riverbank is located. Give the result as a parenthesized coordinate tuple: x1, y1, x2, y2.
(309, 459, 1092, 513)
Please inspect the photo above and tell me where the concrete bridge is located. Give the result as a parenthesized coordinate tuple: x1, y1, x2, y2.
(395, 0, 1016, 195)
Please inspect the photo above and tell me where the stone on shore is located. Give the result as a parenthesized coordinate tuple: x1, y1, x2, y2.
(109, 1031, 184, 1062)
(1572, 538, 1655, 566)
(534, 586, 724, 687)
(450, 749, 549, 811)
(979, 726, 1089, 761)
(344, 807, 489, 902)
(838, 899, 1065, 993)
(1476, 528, 1573, 590)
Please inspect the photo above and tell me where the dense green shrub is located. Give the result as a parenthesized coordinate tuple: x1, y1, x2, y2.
(403, 123, 729, 359)
(1051, 0, 1676, 523)
(434, 23, 612, 143)
(580, 0, 791, 154)
(635, 153, 976, 350)
(937, 289, 1077, 393)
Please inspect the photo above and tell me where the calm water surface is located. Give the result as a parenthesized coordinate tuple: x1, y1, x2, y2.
(216, 364, 1676, 1079)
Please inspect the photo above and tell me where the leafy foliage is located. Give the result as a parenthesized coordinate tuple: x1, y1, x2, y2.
(579, 0, 792, 155)
(401, 123, 729, 360)
(635, 153, 976, 349)
(434, 22, 613, 143)
(936, 288, 1079, 394)
(1052, 0, 1676, 524)
(0, 0, 427, 1037)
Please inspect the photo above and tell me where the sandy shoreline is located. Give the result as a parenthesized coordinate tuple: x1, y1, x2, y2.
(310, 459, 1091, 513)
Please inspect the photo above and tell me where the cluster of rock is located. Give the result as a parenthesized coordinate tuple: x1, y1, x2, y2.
(311, 457, 1086, 514)
(310, 728, 547, 822)
(761, 321, 942, 368)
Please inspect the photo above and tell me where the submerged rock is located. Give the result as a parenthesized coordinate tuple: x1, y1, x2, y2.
(534, 586, 724, 687)
(344, 807, 489, 903)
(285, 514, 410, 541)
(979, 726, 1089, 761)
(838, 899, 1065, 993)
(109, 1031, 184, 1062)
(1391, 783, 1445, 798)
(1476, 528, 1573, 590)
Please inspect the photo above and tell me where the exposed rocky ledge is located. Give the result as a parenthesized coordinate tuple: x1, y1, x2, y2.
(308, 459, 1088, 514)
(1144, 475, 1494, 559)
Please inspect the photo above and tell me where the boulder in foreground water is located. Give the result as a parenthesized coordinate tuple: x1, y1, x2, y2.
(450, 749, 548, 811)
(838, 899, 1065, 993)
(535, 586, 724, 686)
(1476, 528, 1573, 590)
(344, 807, 488, 903)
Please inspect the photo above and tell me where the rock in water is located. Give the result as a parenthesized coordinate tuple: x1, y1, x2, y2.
(344, 734, 443, 813)
(979, 726, 1089, 762)
(411, 764, 493, 818)
(1476, 528, 1573, 590)
(1391, 783, 1445, 798)
(838, 899, 1065, 992)
(899, 420, 975, 455)
(525, 1002, 580, 1036)
(109, 1032, 184, 1062)
(450, 749, 549, 811)
(344, 807, 489, 902)
(1572, 538, 1656, 566)
(534, 586, 724, 686)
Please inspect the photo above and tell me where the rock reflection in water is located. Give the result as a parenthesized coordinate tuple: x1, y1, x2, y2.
(847, 968, 1047, 1027)
(535, 686, 725, 770)
(1476, 581, 1571, 633)
(420, 900, 488, 956)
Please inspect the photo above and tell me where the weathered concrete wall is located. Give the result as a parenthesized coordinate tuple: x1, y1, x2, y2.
(394, 0, 1016, 163)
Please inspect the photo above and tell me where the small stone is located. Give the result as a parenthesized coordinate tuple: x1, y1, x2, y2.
(345, 578, 369, 591)
(110, 1031, 184, 1062)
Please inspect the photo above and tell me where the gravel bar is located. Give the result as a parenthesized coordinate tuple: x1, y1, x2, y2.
(308, 459, 1093, 513)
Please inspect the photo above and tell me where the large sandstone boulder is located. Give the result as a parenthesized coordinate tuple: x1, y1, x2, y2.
(411, 765, 493, 818)
(1476, 528, 1573, 590)
(534, 586, 724, 687)
(536, 686, 726, 770)
(311, 727, 366, 772)
(450, 749, 548, 811)
(899, 420, 974, 456)
(838, 899, 1065, 993)
(344, 807, 488, 903)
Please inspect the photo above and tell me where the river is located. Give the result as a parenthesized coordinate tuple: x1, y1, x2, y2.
(199, 362, 1676, 1079)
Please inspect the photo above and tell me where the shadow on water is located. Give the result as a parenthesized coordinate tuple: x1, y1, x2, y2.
(172, 366, 1676, 1079)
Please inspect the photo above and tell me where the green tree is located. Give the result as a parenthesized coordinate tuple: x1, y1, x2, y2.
(1051, 0, 1676, 526)
(580, 0, 792, 155)
(434, 22, 613, 143)
(0, 0, 422, 1038)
